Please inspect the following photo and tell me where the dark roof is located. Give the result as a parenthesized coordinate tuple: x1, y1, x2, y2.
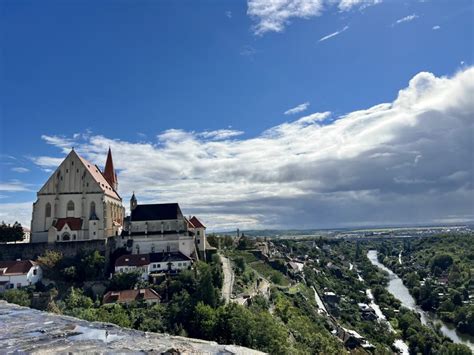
(131, 203, 183, 221)
(103, 288, 160, 304)
(189, 216, 206, 229)
(0, 260, 36, 275)
(54, 218, 83, 231)
(150, 252, 192, 263)
(115, 254, 150, 267)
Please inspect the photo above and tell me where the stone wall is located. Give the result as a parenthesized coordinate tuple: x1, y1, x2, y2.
(0, 238, 116, 264)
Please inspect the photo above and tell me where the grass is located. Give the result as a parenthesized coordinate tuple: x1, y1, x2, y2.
(249, 261, 290, 286)
(228, 250, 259, 264)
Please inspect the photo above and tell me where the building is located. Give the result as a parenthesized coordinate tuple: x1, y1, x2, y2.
(120, 195, 197, 258)
(115, 251, 193, 279)
(186, 216, 207, 253)
(0, 260, 42, 291)
(30, 148, 124, 243)
(103, 288, 161, 305)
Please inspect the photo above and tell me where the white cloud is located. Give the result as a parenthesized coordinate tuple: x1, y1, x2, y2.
(247, 0, 379, 35)
(225, 10, 232, 18)
(0, 202, 32, 226)
(432, 25, 440, 30)
(284, 102, 310, 115)
(0, 181, 31, 192)
(11, 167, 30, 173)
(6, 66, 472, 230)
(338, 0, 381, 11)
(319, 25, 349, 42)
(199, 130, 244, 140)
(394, 14, 418, 26)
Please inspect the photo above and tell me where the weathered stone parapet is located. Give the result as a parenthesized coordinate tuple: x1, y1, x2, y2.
(0, 301, 265, 354)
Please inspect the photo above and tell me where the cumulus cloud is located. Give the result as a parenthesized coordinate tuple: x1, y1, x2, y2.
(319, 25, 349, 42)
(432, 25, 441, 30)
(284, 102, 310, 115)
(247, 0, 379, 35)
(199, 129, 245, 140)
(393, 14, 418, 26)
(3, 67, 473, 230)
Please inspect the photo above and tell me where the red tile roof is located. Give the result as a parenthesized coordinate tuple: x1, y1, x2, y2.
(0, 260, 36, 276)
(103, 288, 161, 304)
(115, 254, 150, 267)
(75, 151, 121, 200)
(103, 147, 117, 189)
(53, 217, 83, 231)
(189, 216, 206, 229)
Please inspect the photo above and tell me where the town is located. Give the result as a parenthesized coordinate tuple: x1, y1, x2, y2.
(0, 150, 472, 353)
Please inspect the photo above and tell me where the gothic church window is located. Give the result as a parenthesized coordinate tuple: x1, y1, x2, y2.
(90, 201, 96, 217)
(45, 203, 51, 218)
(67, 201, 75, 211)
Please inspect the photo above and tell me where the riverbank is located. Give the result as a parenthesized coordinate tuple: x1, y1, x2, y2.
(367, 250, 474, 352)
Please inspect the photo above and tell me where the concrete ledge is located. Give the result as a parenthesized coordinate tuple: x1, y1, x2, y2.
(0, 301, 265, 354)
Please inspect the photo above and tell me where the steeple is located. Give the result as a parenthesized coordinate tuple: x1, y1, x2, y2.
(130, 192, 137, 212)
(103, 147, 118, 190)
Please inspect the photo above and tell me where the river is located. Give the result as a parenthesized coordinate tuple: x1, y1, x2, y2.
(367, 250, 474, 352)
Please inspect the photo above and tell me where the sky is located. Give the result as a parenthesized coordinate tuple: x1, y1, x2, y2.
(0, 0, 473, 231)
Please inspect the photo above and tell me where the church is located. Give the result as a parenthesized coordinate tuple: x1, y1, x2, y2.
(30, 149, 124, 243)
(30, 149, 210, 260)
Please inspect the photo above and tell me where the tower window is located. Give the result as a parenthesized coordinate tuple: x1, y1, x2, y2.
(45, 203, 51, 218)
(67, 201, 75, 211)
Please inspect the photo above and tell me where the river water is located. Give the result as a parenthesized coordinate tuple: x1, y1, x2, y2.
(367, 250, 474, 352)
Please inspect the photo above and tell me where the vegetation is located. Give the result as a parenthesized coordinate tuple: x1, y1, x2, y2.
(0, 221, 24, 243)
(377, 234, 474, 336)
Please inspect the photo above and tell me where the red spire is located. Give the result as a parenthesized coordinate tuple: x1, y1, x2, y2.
(103, 148, 117, 190)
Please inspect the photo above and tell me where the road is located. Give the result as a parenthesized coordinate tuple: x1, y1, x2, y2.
(219, 253, 233, 303)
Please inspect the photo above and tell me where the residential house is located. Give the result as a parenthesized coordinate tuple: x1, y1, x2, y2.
(103, 288, 161, 305)
(0, 260, 42, 291)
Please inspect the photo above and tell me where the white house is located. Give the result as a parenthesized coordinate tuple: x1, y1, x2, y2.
(120, 195, 197, 258)
(0, 260, 42, 291)
(115, 252, 193, 280)
(186, 216, 207, 253)
(30, 148, 124, 243)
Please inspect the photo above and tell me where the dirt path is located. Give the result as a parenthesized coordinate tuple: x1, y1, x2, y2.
(220, 253, 233, 303)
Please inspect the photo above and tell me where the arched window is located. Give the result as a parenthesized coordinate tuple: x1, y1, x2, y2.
(45, 203, 51, 218)
(90, 201, 96, 217)
(67, 201, 75, 211)
(62, 233, 70, 241)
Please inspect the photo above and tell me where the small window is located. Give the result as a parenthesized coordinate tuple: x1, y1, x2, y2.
(67, 201, 75, 211)
(33, 269, 37, 275)
(45, 203, 51, 218)
(71, 161, 74, 165)
(77, 169, 79, 173)
(73, 235, 76, 240)
(56, 235, 59, 241)
(93, 232, 96, 235)
(60, 176, 63, 180)
(197, 240, 200, 244)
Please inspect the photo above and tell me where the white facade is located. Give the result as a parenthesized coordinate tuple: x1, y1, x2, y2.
(0, 263, 42, 291)
(31, 150, 124, 243)
(115, 256, 192, 280)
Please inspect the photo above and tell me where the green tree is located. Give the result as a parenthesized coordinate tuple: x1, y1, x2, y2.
(0, 288, 31, 307)
(0, 221, 24, 243)
(108, 271, 140, 291)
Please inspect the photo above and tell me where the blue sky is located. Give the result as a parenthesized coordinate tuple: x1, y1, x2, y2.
(1, 0, 473, 230)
